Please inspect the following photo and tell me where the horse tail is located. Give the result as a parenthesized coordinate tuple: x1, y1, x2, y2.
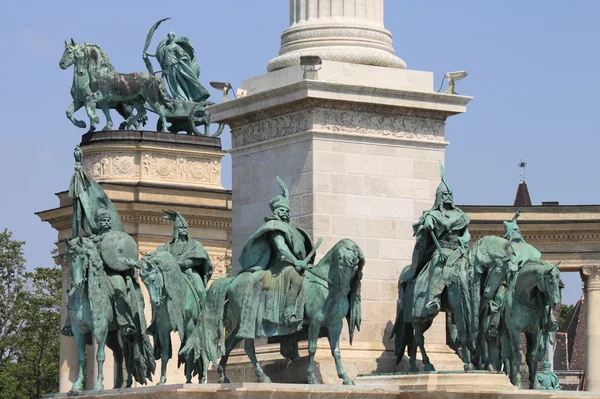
(390, 281, 413, 364)
(179, 277, 233, 366)
(457, 261, 476, 351)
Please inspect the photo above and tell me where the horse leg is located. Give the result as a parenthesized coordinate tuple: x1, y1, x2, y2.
(244, 339, 271, 383)
(526, 332, 539, 389)
(508, 327, 522, 387)
(327, 321, 354, 385)
(99, 102, 113, 131)
(106, 331, 123, 389)
(218, 325, 242, 383)
(66, 100, 86, 129)
(199, 353, 208, 384)
(414, 322, 435, 371)
(71, 326, 86, 392)
(408, 329, 419, 372)
(150, 102, 170, 133)
(92, 327, 108, 391)
(126, 102, 145, 131)
(158, 328, 170, 385)
(306, 318, 321, 384)
(84, 92, 102, 131)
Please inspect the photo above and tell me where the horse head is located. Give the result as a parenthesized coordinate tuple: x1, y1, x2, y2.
(538, 262, 561, 307)
(139, 252, 177, 307)
(65, 236, 91, 290)
(59, 38, 78, 70)
(329, 238, 365, 294)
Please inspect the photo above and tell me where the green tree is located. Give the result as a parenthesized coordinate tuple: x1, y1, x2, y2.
(0, 229, 26, 362)
(557, 304, 575, 330)
(0, 231, 61, 398)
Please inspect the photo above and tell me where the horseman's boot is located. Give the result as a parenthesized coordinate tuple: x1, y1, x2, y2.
(114, 291, 136, 336)
(186, 269, 207, 307)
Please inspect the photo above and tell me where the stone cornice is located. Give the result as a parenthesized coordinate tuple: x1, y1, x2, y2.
(470, 230, 600, 244)
(209, 80, 471, 124)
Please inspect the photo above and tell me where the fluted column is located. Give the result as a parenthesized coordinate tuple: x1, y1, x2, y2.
(581, 265, 600, 392)
(268, 0, 406, 71)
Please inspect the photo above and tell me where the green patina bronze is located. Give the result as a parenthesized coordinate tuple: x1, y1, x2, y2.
(138, 210, 215, 385)
(392, 165, 562, 390)
(191, 177, 364, 385)
(60, 40, 172, 133)
(63, 146, 155, 392)
(59, 19, 225, 136)
(534, 361, 561, 390)
(142, 19, 224, 136)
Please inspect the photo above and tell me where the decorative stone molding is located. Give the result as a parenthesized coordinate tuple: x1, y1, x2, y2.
(83, 149, 222, 188)
(582, 265, 600, 291)
(268, 0, 406, 71)
(230, 101, 447, 148)
(211, 253, 232, 277)
(471, 230, 600, 243)
(317, 108, 445, 142)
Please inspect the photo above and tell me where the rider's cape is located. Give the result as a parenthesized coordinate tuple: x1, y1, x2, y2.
(156, 239, 213, 283)
(238, 219, 314, 273)
(237, 218, 314, 338)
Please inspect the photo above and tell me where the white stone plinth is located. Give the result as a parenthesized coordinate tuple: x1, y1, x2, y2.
(208, 60, 471, 375)
(268, 0, 406, 71)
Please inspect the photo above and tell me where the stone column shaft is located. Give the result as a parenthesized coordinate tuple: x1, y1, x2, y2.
(582, 265, 600, 392)
(269, 0, 405, 71)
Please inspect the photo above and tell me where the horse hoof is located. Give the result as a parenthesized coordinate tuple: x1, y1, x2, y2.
(221, 378, 230, 384)
(259, 375, 272, 383)
(75, 121, 86, 129)
(101, 125, 112, 131)
(160, 128, 170, 133)
(92, 382, 104, 391)
(486, 364, 497, 372)
(158, 377, 167, 385)
(423, 364, 436, 372)
(342, 378, 355, 385)
(464, 363, 475, 371)
(307, 376, 319, 384)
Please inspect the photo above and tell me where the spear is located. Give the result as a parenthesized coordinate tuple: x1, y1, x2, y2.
(143, 17, 171, 74)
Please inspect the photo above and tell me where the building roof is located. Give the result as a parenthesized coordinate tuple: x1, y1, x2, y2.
(554, 298, 585, 371)
(514, 180, 532, 207)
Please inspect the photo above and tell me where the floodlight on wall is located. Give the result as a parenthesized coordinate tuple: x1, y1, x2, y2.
(442, 71, 468, 95)
(300, 55, 322, 80)
(210, 81, 234, 102)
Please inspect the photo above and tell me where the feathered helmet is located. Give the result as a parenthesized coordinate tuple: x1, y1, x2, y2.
(433, 162, 454, 210)
(163, 210, 189, 239)
(269, 176, 290, 212)
(503, 207, 523, 238)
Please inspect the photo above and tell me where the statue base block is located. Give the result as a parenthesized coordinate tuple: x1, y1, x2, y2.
(355, 371, 517, 391)
(44, 381, 599, 398)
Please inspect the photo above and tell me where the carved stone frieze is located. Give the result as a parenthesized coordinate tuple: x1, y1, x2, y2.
(317, 109, 445, 142)
(211, 253, 232, 277)
(230, 101, 447, 148)
(83, 149, 222, 187)
(231, 110, 311, 147)
(471, 230, 600, 244)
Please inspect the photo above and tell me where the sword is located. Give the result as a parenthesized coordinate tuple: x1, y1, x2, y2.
(281, 237, 323, 271)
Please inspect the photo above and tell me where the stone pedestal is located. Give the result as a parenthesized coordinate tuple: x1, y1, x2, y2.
(581, 265, 600, 392)
(268, 0, 406, 71)
(210, 51, 470, 377)
(37, 131, 232, 392)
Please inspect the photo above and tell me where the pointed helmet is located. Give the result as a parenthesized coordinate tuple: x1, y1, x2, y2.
(268, 176, 290, 212)
(163, 210, 189, 240)
(433, 162, 454, 210)
(503, 207, 523, 239)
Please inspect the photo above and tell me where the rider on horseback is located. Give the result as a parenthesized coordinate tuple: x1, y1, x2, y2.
(502, 208, 558, 333)
(155, 210, 212, 307)
(401, 164, 471, 318)
(237, 177, 314, 338)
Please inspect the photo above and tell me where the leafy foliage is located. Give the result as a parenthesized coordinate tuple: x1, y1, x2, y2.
(557, 304, 575, 330)
(0, 231, 62, 398)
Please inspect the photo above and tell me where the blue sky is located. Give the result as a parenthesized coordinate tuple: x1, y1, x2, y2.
(1, 0, 598, 304)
